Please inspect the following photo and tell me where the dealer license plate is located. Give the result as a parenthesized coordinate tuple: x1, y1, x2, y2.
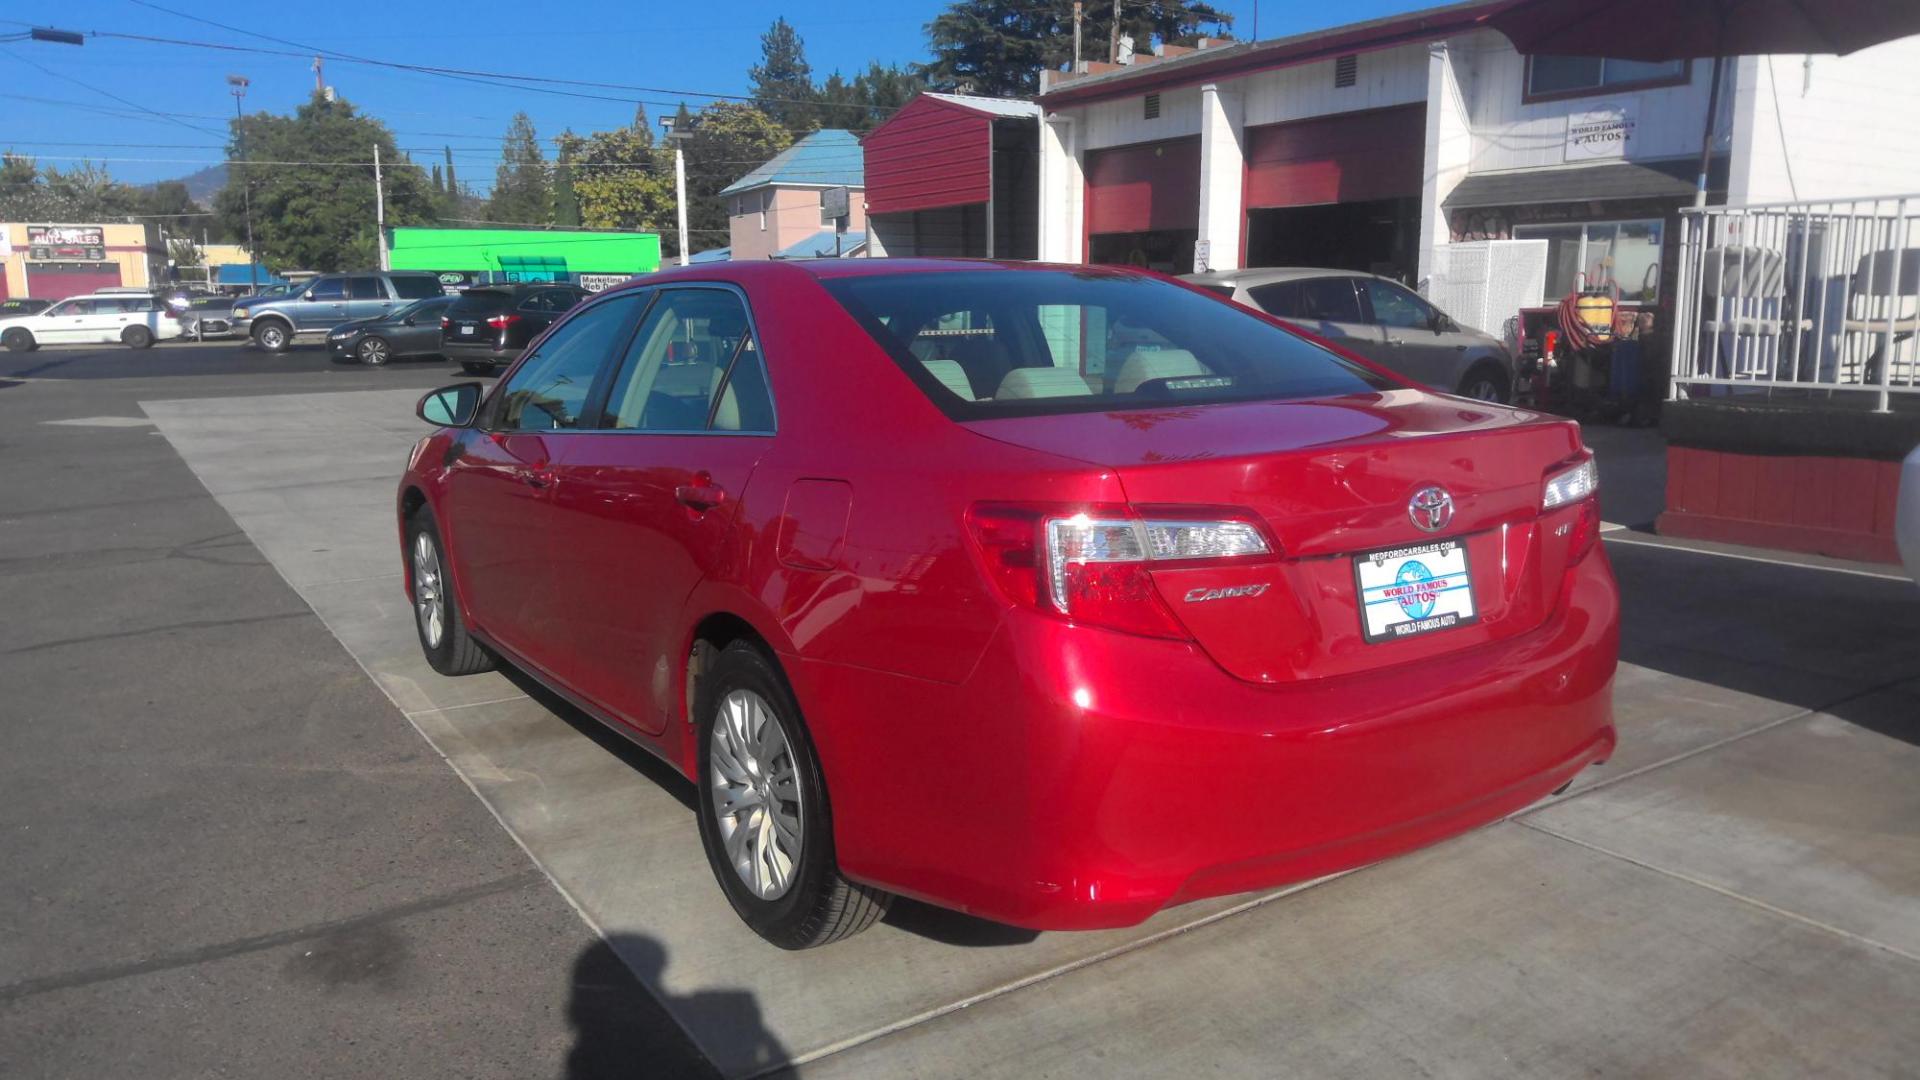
(1354, 538, 1478, 643)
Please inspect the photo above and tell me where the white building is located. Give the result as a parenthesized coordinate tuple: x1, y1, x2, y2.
(1025, 1, 1920, 309)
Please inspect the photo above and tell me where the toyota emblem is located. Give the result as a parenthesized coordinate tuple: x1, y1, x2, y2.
(1408, 486, 1454, 533)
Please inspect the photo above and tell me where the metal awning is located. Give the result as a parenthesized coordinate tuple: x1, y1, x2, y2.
(1444, 157, 1728, 209)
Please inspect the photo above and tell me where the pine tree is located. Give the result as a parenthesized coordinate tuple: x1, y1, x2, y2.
(552, 129, 582, 228)
(443, 147, 458, 198)
(750, 17, 819, 130)
(923, 0, 1232, 97)
(488, 112, 552, 226)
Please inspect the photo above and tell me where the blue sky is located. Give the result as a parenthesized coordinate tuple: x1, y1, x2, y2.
(0, 0, 1437, 191)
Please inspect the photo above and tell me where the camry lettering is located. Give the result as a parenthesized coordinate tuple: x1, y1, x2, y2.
(1184, 583, 1272, 603)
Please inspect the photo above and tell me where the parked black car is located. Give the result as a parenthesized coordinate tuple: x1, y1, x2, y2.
(441, 283, 588, 374)
(0, 298, 52, 318)
(329, 295, 457, 365)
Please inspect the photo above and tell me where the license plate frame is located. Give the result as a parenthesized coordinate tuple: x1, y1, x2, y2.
(1352, 538, 1479, 644)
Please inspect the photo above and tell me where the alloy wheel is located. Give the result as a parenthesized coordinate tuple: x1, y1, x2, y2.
(709, 689, 804, 900)
(359, 338, 390, 365)
(1465, 377, 1502, 402)
(411, 531, 445, 649)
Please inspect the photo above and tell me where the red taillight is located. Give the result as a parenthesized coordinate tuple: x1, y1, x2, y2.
(966, 502, 1272, 640)
(1566, 497, 1600, 563)
(440, 316, 451, 330)
(486, 313, 520, 331)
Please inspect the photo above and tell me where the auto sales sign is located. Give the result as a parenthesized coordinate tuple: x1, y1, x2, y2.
(1564, 103, 1636, 162)
(28, 225, 107, 261)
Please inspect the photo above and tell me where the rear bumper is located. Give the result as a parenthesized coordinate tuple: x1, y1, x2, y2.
(794, 551, 1619, 931)
(442, 341, 519, 367)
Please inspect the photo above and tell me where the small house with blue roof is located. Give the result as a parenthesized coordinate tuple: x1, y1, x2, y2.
(718, 129, 865, 260)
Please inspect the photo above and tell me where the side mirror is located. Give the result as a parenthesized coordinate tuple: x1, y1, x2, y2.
(1430, 312, 1452, 334)
(402, 315, 417, 326)
(417, 383, 483, 428)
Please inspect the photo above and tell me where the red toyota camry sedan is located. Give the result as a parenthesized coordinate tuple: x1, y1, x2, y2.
(398, 259, 1617, 949)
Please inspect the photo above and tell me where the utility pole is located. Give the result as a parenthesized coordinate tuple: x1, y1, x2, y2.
(1073, 2, 1083, 72)
(228, 74, 256, 291)
(663, 116, 692, 267)
(312, 55, 324, 95)
(373, 144, 388, 271)
(1109, 0, 1120, 64)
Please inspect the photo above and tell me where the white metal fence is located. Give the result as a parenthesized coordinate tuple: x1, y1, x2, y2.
(1672, 194, 1920, 412)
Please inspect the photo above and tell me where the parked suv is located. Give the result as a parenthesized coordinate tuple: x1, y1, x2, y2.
(236, 271, 444, 352)
(1184, 268, 1517, 403)
(441, 283, 587, 374)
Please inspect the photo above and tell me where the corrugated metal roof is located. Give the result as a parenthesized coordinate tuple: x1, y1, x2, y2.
(688, 246, 732, 263)
(776, 229, 866, 259)
(1443, 156, 1728, 208)
(718, 129, 865, 196)
(922, 92, 1043, 119)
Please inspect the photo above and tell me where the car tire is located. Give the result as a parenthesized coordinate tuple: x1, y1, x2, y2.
(695, 640, 889, 949)
(1457, 362, 1511, 404)
(121, 325, 154, 349)
(1, 328, 35, 352)
(460, 361, 492, 376)
(252, 320, 291, 353)
(358, 336, 392, 366)
(405, 507, 495, 677)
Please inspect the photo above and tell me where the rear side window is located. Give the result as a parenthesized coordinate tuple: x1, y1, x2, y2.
(449, 290, 513, 317)
(823, 270, 1387, 419)
(347, 276, 385, 300)
(601, 288, 772, 433)
(390, 276, 441, 300)
(1247, 281, 1303, 318)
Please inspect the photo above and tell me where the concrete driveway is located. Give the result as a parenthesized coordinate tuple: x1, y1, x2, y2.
(125, 381, 1920, 1078)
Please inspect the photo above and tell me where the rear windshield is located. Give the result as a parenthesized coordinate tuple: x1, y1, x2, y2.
(822, 270, 1389, 418)
(448, 290, 513, 316)
(391, 275, 443, 300)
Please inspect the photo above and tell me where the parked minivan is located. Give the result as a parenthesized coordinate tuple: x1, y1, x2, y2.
(235, 271, 445, 352)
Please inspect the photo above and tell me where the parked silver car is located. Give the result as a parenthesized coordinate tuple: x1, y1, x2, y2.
(1184, 268, 1517, 402)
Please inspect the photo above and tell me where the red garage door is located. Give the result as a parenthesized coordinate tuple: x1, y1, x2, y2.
(26, 263, 123, 301)
(1245, 105, 1426, 209)
(1086, 137, 1201, 235)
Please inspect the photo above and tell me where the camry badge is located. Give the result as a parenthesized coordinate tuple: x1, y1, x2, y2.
(1408, 486, 1454, 533)
(1184, 583, 1271, 603)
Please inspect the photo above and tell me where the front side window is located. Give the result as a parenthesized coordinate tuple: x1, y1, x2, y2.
(307, 278, 347, 301)
(492, 294, 641, 432)
(601, 288, 773, 433)
(825, 269, 1389, 419)
(45, 299, 88, 317)
(1527, 55, 1686, 98)
(1361, 279, 1436, 330)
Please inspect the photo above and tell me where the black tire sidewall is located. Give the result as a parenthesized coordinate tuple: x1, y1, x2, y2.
(694, 642, 838, 943)
(2, 329, 32, 352)
(122, 326, 152, 349)
(405, 511, 462, 672)
(359, 337, 391, 366)
(1460, 363, 1511, 404)
(460, 361, 490, 376)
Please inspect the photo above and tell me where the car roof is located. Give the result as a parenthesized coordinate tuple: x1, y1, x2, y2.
(597, 258, 1157, 300)
(1182, 267, 1384, 288)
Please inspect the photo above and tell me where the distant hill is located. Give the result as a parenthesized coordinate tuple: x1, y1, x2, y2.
(152, 163, 227, 204)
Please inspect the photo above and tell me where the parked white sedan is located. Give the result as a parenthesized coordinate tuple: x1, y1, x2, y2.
(0, 294, 185, 351)
(1900, 442, 1920, 584)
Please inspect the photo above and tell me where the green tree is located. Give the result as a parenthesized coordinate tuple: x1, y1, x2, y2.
(212, 93, 435, 271)
(488, 112, 552, 226)
(554, 122, 671, 235)
(818, 62, 924, 132)
(0, 153, 148, 221)
(682, 103, 792, 255)
(551, 129, 582, 228)
(923, 0, 1231, 97)
(750, 17, 819, 130)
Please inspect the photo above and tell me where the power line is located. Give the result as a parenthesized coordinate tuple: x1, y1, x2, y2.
(117, 1, 904, 118)
(0, 46, 226, 138)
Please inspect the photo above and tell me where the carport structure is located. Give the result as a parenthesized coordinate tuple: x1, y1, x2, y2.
(863, 93, 1042, 261)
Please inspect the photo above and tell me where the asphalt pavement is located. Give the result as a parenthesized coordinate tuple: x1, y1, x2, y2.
(3, 340, 1916, 1079)
(0, 341, 710, 1079)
